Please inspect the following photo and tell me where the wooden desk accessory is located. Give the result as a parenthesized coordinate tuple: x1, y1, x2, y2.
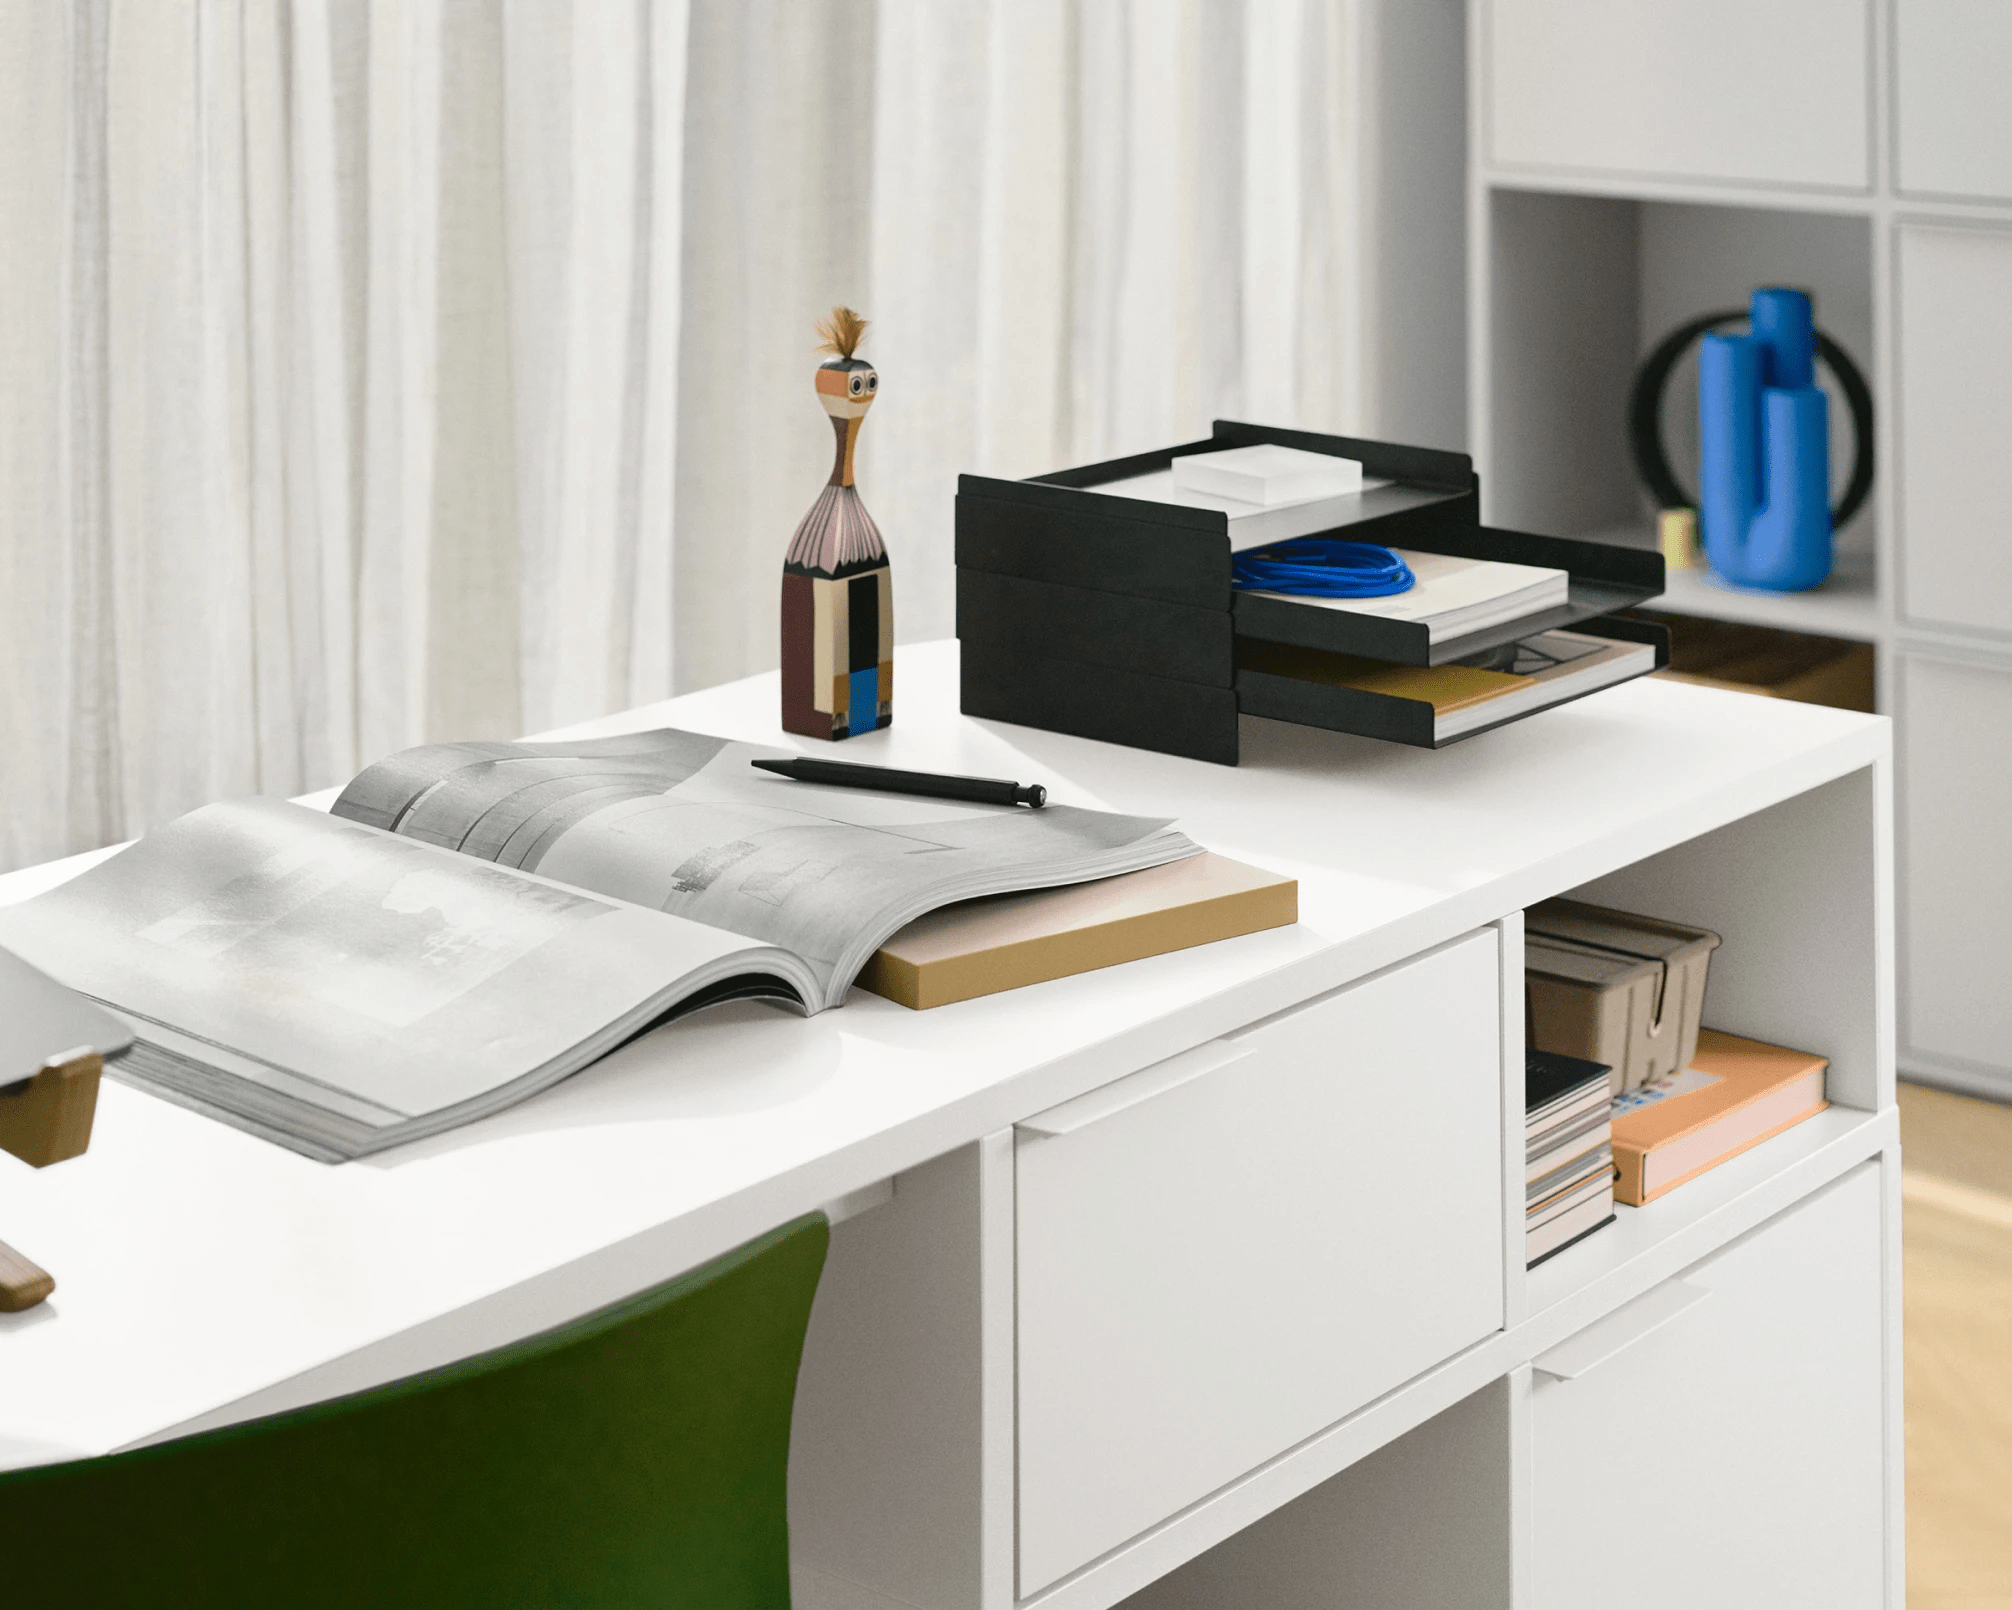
(0, 1048, 103, 1311)
(781, 305, 894, 741)
(1, 1046, 104, 1168)
(0, 1237, 56, 1312)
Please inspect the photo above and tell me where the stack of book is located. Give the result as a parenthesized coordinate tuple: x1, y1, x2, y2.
(1526, 1047, 1617, 1267)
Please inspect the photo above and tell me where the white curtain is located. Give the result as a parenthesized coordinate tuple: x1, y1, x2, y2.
(1, 0, 1365, 874)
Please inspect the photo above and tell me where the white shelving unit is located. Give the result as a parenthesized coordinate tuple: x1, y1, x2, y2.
(1468, 0, 2012, 1102)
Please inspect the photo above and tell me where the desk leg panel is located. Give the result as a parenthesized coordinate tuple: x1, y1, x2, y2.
(791, 1137, 1014, 1610)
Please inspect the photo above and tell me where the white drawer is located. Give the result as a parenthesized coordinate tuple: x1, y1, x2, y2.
(1485, 0, 1870, 192)
(1014, 929, 1506, 1594)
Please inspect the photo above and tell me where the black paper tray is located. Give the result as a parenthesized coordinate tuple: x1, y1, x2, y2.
(1231, 522, 1665, 667)
(959, 638, 1242, 767)
(1025, 419, 1479, 539)
(958, 618, 1670, 764)
(958, 423, 1661, 667)
(1233, 616, 1672, 750)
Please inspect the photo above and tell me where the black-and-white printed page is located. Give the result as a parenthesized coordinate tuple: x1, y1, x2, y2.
(0, 797, 818, 1159)
(332, 729, 1199, 1007)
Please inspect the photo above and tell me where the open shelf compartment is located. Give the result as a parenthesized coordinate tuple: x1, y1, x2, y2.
(1477, 185, 1878, 641)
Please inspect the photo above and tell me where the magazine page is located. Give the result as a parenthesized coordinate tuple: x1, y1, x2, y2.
(0, 797, 817, 1160)
(332, 730, 1199, 1007)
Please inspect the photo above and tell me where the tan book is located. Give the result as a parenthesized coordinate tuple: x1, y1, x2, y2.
(856, 853, 1298, 1010)
(1238, 641, 1527, 713)
(1240, 629, 1658, 739)
(1611, 1028, 1829, 1205)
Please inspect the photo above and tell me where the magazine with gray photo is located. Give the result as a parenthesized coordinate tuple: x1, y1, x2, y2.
(0, 731, 1195, 1161)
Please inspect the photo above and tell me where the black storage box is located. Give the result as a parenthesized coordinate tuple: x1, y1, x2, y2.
(955, 421, 1667, 765)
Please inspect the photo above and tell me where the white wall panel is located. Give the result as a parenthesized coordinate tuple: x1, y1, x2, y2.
(1897, 224, 2012, 636)
(1896, 0, 2012, 201)
(1897, 653, 2012, 1083)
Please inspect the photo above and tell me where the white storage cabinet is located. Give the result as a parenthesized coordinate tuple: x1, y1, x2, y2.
(1471, 0, 2012, 1100)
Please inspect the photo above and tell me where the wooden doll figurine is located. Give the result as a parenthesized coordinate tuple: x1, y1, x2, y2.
(780, 306, 892, 740)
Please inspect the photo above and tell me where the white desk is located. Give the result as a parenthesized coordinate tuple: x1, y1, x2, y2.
(0, 640, 1900, 1610)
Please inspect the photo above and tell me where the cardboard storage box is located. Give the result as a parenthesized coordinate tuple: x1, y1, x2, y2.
(1525, 898, 1722, 1095)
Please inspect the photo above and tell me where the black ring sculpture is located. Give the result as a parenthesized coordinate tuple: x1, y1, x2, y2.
(1625, 309, 1875, 532)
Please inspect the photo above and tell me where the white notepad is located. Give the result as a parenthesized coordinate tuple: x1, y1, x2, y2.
(1170, 444, 1364, 505)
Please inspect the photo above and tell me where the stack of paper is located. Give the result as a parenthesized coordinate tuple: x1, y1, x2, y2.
(1169, 443, 1364, 504)
(1249, 548, 1571, 642)
(1526, 1046, 1616, 1266)
(1088, 442, 1391, 551)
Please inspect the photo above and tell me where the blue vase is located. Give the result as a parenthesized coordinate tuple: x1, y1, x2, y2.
(1698, 287, 1833, 592)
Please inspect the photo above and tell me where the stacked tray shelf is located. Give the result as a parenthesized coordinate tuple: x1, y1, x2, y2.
(956, 421, 1668, 764)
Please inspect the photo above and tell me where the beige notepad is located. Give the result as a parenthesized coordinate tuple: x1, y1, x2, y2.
(856, 853, 1298, 1010)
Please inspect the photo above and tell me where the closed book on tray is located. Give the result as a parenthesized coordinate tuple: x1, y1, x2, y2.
(1611, 1028, 1829, 1205)
(855, 852, 1297, 1010)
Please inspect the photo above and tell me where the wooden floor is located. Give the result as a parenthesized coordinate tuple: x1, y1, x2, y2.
(1899, 1081, 2012, 1610)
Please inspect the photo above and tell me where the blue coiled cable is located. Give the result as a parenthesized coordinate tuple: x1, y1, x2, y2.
(1230, 537, 1415, 598)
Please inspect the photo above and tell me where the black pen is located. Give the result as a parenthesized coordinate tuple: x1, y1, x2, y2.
(750, 756, 1047, 808)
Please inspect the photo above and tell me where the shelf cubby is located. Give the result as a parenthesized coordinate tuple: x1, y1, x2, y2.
(1476, 184, 1878, 643)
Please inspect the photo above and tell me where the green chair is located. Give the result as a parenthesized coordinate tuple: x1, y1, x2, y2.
(0, 1213, 829, 1608)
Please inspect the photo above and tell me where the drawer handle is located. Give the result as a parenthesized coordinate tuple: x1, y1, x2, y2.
(1017, 1041, 1254, 1139)
(819, 1177, 895, 1226)
(1533, 1280, 1709, 1381)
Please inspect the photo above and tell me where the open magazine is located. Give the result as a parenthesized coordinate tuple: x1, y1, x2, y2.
(0, 730, 1196, 1161)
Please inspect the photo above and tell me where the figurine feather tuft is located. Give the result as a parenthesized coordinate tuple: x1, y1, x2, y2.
(814, 306, 869, 359)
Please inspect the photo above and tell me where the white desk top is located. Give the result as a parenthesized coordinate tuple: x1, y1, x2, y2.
(0, 641, 1885, 1469)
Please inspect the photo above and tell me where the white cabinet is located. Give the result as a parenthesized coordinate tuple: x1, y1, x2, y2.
(1477, 0, 2012, 1102)
(1014, 930, 1506, 1594)
(1897, 653, 2012, 1077)
(1484, 0, 1870, 191)
(1531, 1163, 1888, 1610)
(1896, 0, 2012, 201)
(1897, 223, 2012, 637)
